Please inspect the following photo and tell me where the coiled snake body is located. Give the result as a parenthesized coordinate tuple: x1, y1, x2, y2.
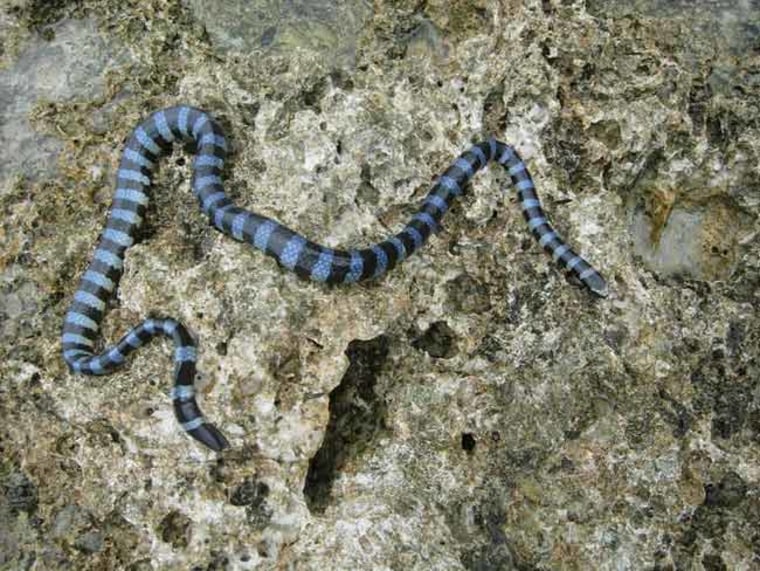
(61, 106, 607, 451)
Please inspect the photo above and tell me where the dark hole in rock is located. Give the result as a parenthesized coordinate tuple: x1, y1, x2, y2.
(229, 478, 272, 529)
(157, 510, 192, 549)
(413, 321, 458, 359)
(303, 335, 389, 514)
(230, 478, 269, 507)
(461, 433, 476, 453)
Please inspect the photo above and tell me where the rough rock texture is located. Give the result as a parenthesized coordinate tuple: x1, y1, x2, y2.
(1, 1, 759, 569)
(0, 14, 129, 188)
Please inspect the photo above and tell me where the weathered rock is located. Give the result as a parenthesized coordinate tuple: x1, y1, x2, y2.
(0, 1, 758, 569)
(0, 16, 129, 189)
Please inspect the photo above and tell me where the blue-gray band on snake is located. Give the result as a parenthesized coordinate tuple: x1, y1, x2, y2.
(61, 105, 608, 451)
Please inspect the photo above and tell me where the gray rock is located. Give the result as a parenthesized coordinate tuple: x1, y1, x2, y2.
(186, 0, 372, 68)
(0, 17, 129, 189)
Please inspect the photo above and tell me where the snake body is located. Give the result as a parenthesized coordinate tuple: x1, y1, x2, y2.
(61, 105, 607, 451)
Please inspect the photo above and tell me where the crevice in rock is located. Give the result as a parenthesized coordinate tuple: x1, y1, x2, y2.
(412, 321, 458, 359)
(461, 432, 476, 454)
(303, 335, 389, 514)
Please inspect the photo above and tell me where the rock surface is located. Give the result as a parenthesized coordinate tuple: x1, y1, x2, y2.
(1, 1, 758, 569)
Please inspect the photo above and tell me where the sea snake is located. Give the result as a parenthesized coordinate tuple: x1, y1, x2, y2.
(61, 105, 607, 452)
